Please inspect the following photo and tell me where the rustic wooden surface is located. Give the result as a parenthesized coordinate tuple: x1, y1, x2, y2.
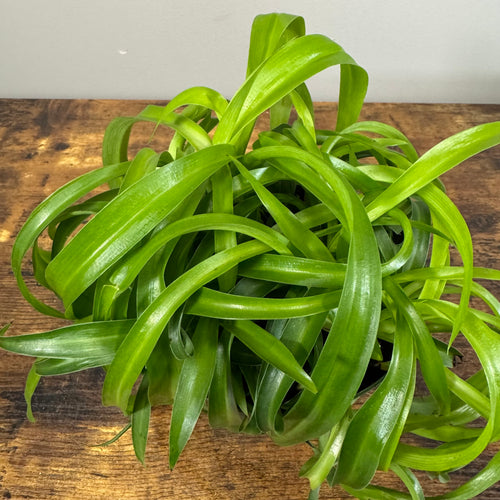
(0, 99, 499, 499)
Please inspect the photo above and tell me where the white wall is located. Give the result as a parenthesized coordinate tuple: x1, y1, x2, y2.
(1, 0, 499, 103)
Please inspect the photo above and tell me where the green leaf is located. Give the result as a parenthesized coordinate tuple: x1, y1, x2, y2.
(214, 34, 367, 146)
(24, 364, 41, 423)
(334, 307, 415, 489)
(246, 13, 305, 76)
(11, 161, 129, 317)
(0, 320, 133, 360)
(239, 254, 346, 288)
(232, 157, 334, 261)
(156, 86, 228, 121)
(300, 413, 352, 490)
(367, 122, 500, 222)
(45, 145, 234, 307)
(34, 357, 112, 376)
(118, 147, 160, 192)
(131, 373, 151, 465)
(208, 331, 242, 430)
(169, 318, 218, 468)
(390, 464, 425, 500)
(384, 277, 451, 414)
(146, 332, 182, 406)
(393, 302, 500, 472)
(186, 287, 341, 320)
(222, 319, 317, 394)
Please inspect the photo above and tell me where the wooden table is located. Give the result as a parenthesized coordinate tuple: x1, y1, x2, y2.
(0, 99, 499, 499)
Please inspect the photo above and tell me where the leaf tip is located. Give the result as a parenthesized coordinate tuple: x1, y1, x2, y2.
(0, 322, 12, 337)
(302, 377, 318, 395)
(168, 450, 180, 470)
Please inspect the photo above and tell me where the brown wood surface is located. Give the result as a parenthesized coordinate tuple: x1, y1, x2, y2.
(0, 99, 499, 499)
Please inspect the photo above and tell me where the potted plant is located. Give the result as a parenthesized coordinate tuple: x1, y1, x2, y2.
(2, 12, 500, 499)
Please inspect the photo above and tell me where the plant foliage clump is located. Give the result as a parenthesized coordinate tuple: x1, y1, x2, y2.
(2, 12, 500, 499)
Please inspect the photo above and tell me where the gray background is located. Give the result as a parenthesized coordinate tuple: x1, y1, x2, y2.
(1, 0, 499, 103)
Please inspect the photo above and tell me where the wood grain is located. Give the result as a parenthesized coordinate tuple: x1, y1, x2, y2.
(0, 99, 499, 499)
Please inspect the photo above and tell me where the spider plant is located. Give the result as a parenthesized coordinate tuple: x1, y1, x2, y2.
(2, 12, 500, 499)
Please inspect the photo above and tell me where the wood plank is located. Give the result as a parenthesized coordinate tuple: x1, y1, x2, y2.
(0, 99, 499, 499)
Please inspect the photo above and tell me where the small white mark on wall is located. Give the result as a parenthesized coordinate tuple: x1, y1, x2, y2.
(118, 49, 128, 55)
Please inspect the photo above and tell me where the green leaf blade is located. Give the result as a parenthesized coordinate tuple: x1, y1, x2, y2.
(45, 145, 234, 307)
(169, 318, 218, 468)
